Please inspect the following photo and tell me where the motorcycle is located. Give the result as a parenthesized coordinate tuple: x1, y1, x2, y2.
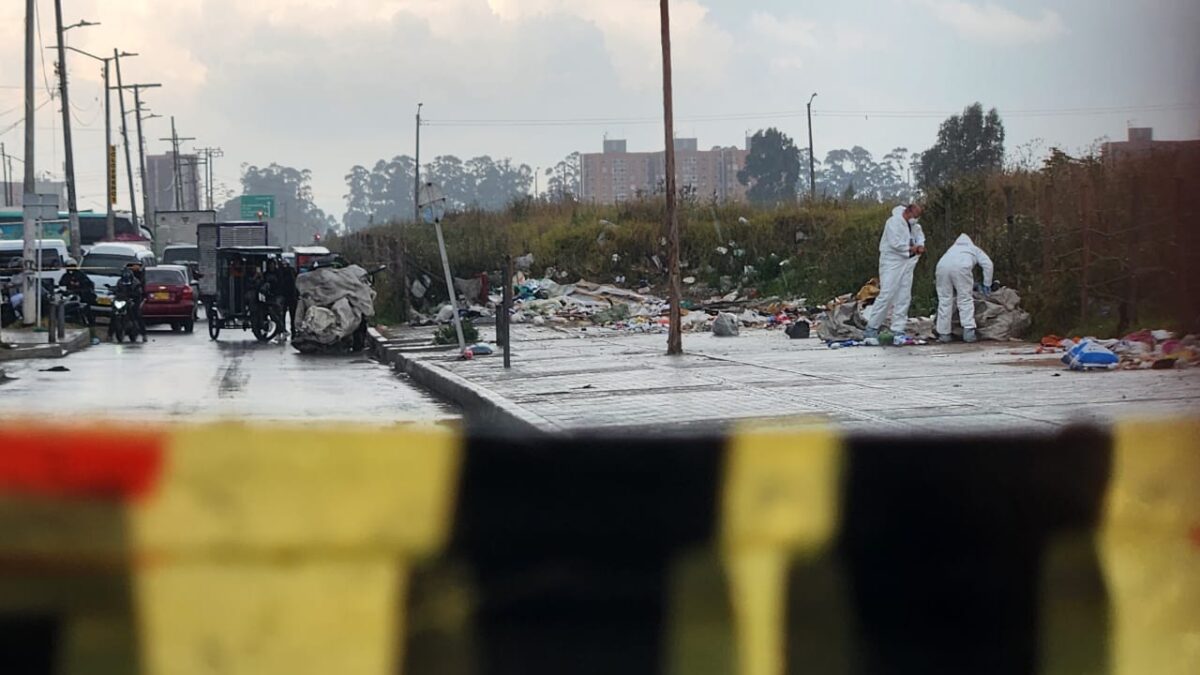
(104, 284, 140, 343)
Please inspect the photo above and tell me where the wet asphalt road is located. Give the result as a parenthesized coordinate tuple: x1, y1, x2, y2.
(0, 320, 458, 425)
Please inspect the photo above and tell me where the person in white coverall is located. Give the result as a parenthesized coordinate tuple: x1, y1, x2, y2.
(935, 233, 994, 343)
(864, 204, 924, 345)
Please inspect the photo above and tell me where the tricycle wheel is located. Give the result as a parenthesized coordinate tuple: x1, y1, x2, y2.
(207, 307, 221, 340)
(251, 304, 280, 342)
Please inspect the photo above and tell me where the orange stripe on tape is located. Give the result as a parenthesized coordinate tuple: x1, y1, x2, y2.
(0, 427, 165, 500)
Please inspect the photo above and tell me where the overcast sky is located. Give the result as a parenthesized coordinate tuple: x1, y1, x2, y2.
(2, 0, 1197, 223)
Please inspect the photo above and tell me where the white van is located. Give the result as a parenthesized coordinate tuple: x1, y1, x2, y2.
(0, 239, 76, 286)
(81, 242, 157, 315)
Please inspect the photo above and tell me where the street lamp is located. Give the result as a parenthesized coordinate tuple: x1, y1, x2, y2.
(63, 19, 99, 32)
(62, 46, 136, 240)
(806, 92, 817, 200)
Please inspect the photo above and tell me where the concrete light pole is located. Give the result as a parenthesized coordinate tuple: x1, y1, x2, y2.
(22, 0, 35, 324)
(52, 6, 97, 259)
(113, 50, 141, 233)
(807, 92, 817, 200)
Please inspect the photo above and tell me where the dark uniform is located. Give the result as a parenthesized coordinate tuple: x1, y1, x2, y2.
(59, 267, 96, 329)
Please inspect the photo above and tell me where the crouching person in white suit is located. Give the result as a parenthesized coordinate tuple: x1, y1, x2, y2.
(935, 233, 994, 343)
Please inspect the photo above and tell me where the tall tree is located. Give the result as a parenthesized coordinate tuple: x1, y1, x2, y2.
(738, 128, 801, 205)
(917, 103, 1005, 190)
(219, 163, 338, 245)
(545, 152, 581, 201)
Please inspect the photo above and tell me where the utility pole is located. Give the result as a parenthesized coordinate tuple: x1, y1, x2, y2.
(194, 146, 223, 209)
(113, 50, 140, 232)
(52, 1, 89, 259)
(807, 92, 817, 200)
(64, 46, 126, 240)
(161, 118, 195, 210)
(1, 143, 9, 206)
(22, 0, 36, 325)
(659, 0, 682, 355)
(413, 102, 422, 222)
(127, 87, 159, 235)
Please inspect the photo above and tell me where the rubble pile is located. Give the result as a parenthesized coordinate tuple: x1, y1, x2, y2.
(1040, 330, 1199, 371)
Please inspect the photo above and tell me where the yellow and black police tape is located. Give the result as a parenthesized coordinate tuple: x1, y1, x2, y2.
(0, 419, 1196, 674)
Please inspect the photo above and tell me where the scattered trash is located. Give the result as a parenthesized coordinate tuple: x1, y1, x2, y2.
(1062, 339, 1119, 371)
(827, 339, 862, 349)
(467, 343, 494, 356)
(712, 313, 740, 337)
(39, 365, 70, 372)
(683, 276, 696, 285)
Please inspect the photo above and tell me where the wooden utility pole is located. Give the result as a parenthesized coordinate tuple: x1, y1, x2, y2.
(660, 0, 682, 355)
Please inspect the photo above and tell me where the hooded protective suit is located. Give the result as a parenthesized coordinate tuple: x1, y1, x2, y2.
(866, 205, 923, 333)
(935, 233, 994, 335)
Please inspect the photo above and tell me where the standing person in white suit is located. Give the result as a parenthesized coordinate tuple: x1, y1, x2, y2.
(935, 233, 994, 343)
(864, 203, 925, 346)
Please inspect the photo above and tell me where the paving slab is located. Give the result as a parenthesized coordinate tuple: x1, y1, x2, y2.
(375, 325, 1200, 435)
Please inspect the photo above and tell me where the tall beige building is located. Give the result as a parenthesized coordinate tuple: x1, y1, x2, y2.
(581, 138, 749, 204)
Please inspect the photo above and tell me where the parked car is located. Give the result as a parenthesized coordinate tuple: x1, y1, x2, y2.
(0, 238, 75, 286)
(81, 242, 157, 317)
(141, 265, 195, 333)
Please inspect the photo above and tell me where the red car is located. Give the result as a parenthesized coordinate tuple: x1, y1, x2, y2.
(142, 265, 195, 333)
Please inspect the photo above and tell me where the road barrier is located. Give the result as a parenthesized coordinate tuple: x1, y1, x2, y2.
(0, 420, 1197, 674)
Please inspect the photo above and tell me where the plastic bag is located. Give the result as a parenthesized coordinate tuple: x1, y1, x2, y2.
(1062, 339, 1118, 371)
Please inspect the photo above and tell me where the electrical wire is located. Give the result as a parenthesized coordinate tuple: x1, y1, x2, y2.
(0, 98, 53, 136)
(33, 0, 58, 101)
(424, 102, 1200, 128)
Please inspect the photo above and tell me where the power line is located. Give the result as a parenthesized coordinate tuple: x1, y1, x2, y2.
(424, 102, 1200, 128)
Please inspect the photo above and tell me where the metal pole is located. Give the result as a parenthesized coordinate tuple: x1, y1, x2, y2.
(114, 50, 138, 233)
(104, 60, 114, 240)
(22, 0, 37, 326)
(503, 254, 512, 368)
(660, 0, 682, 355)
(433, 217, 465, 351)
(414, 103, 422, 222)
(1, 143, 8, 205)
(53, 0, 82, 259)
(807, 92, 817, 200)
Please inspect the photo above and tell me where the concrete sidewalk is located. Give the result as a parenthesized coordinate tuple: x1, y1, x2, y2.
(374, 325, 1200, 435)
(0, 326, 91, 363)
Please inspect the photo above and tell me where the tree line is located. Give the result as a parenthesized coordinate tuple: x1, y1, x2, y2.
(217, 103, 1005, 234)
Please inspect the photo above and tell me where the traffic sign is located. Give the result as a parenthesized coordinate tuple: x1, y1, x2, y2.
(240, 195, 275, 220)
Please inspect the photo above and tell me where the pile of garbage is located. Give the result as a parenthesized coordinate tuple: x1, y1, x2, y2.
(1039, 330, 1199, 371)
(814, 278, 1030, 344)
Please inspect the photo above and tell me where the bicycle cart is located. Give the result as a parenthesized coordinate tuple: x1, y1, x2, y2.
(202, 246, 286, 342)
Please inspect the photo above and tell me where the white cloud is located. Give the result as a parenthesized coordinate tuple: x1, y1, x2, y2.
(917, 1, 1066, 44)
(489, 0, 735, 91)
(747, 11, 819, 49)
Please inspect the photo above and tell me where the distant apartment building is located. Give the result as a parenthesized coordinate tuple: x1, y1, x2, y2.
(0, 179, 67, 209)
(581, 137, 749, 204)
(146, 152, 202, 214)
(1101, 127, 1200, 162)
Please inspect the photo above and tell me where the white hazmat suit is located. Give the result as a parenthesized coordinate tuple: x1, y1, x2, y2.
(866, 205, 924, 334)
(935, 233, 994, 335)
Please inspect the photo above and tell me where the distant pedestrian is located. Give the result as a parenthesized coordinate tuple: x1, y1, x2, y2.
(273, 257, 298, 333)
(935, 233, 994, 343)
(864, 203, 924, 345)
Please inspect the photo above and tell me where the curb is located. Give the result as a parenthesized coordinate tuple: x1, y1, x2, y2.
(0, 329, 91, 363)
(368, 327, 555, 435)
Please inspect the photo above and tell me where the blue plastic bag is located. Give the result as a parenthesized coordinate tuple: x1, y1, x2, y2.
(1062, 339, 1118, 371)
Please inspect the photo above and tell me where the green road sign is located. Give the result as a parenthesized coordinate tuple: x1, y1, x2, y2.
(240, 195, 275, 220)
